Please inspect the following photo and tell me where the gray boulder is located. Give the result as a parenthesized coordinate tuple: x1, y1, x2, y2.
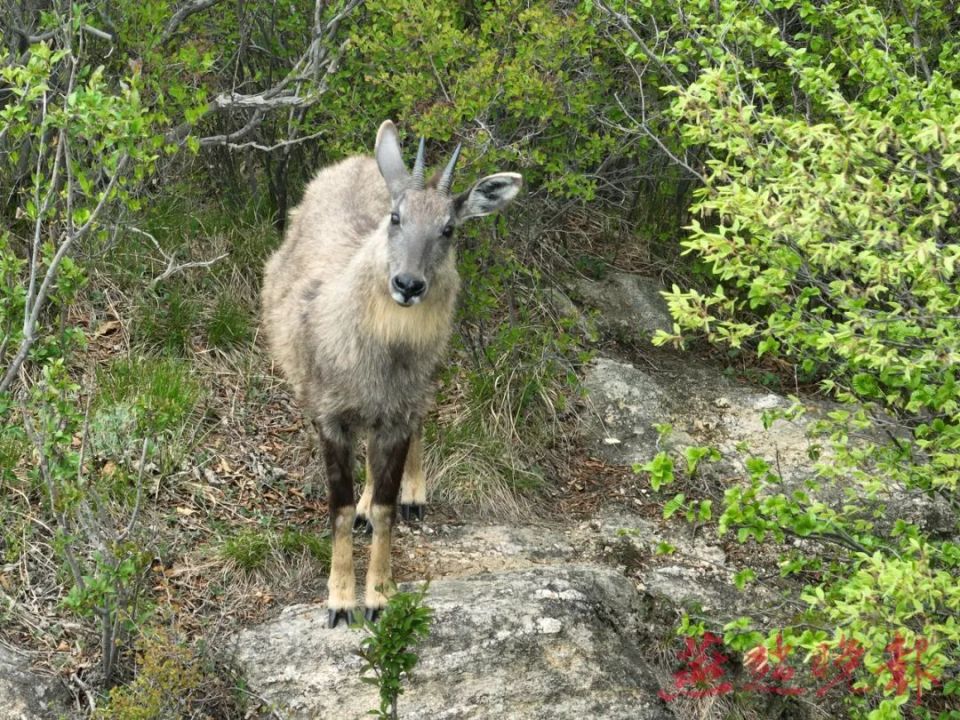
(581, 357, 672, 467)
(232, 565, 672, 720)
(0, 645, 71, 720)
(573, 273, 673, 345)
(399, 511, 757, 621)
(582, 356, 816, 482)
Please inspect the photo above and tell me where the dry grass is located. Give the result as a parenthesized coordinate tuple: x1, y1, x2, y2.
(428, 435, 539, 520)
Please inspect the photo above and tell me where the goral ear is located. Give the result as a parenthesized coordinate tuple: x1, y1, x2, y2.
(375, 120, 409, 199)
(453, 172, 523, 224)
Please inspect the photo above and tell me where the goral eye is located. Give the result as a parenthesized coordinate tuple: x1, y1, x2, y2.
(441, 225, 454, 238)
(390, 211, 401, 225)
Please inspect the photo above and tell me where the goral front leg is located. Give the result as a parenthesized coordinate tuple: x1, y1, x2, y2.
(364, 428, 410, 621)
(328, 504, 356, 628)
(399, 427, 427, 523)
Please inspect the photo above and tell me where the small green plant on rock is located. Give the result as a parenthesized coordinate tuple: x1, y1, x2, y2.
(356, 583, 433, 720)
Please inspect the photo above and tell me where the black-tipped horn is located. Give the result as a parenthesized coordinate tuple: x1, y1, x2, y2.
(411, 137, 426, 189)
(436, 143, 462, 195)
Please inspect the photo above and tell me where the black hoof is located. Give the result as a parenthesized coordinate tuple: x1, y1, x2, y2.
(363, 607, 382, 623)
(399, 503, 425, 523)
(353, 516, 373, 534)
(327, 608, 354, 628)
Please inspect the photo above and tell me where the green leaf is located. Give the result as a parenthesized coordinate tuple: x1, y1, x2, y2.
(642, 452, 675, 492)
(656, 541, 677, 556)
(663, 493, 686, 519)
(733, 568, 756, 590)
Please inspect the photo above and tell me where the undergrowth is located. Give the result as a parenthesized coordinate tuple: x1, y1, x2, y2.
(221, 526, 331, 572)
(93, 628, 248, 720)
(428, 229, 592, 516)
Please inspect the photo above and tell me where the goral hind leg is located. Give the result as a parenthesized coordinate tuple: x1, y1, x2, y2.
(399, 425, 427, 523)
(354, 451, 374, 534)
(359, 427, 422, 530)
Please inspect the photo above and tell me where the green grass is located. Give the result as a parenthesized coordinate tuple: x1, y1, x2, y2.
(0, 424, 26, 483)
(97, 356, 202, 435)
(224, 214, 279, 269)
(221, 530, 272, 572)
(279, 528, 332, 566)
(118, 190, 276, 356)
(221, 527, 331, 572)
(206, 294, 252, 349)
(132, 286, 201, 355)
(427, 418, 544, 517)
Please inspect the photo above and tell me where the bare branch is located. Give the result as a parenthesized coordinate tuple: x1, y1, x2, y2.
(14, 28, 57, 44)
(160, 0, 224, 45)
(608, 93, 707, 184)
(80, 24, 113, 42)
(222, 128, 327, 152)
(69, 672, 97, 714)
(197, 109, 265, 147)
(24, 95, 60, 338)
(165, 0, 359, 147)
(13, 24, 111, 44)
(211, 92, 311, 109)
(117, 439, 148, 543)
(594, 0, 684, 86)
(129, 226, 228, 290)
(1, 153, 130, 394)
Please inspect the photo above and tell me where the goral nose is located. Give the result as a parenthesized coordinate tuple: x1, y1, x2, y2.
(391, 273, 426, 303)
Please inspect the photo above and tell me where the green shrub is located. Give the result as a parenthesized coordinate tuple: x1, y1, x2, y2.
(620, 0, 960, 714)
(318, 0, 626, 199)
(25, 361, 154, 684)
(94, 628, 244, 720)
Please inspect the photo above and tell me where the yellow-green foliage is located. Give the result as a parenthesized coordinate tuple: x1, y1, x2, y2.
(622, 0, 960, 713)
(316, 0, 628, 200)
(94, 631, 204, 720)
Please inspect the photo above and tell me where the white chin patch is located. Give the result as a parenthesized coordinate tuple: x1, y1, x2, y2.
(391, 291, 421, 307)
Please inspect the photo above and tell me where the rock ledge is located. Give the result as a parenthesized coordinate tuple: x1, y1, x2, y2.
(233, 565, 672, 720)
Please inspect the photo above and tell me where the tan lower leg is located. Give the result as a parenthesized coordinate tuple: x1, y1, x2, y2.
(357, 456, 374, 520)
(399, 432, 426, 506)
(328, 506, 356, 609)
(357, 437, 373, 520)
(365, 504, 395, 609)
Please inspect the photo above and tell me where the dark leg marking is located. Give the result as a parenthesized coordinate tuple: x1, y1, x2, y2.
(319, 422, 357, 628)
